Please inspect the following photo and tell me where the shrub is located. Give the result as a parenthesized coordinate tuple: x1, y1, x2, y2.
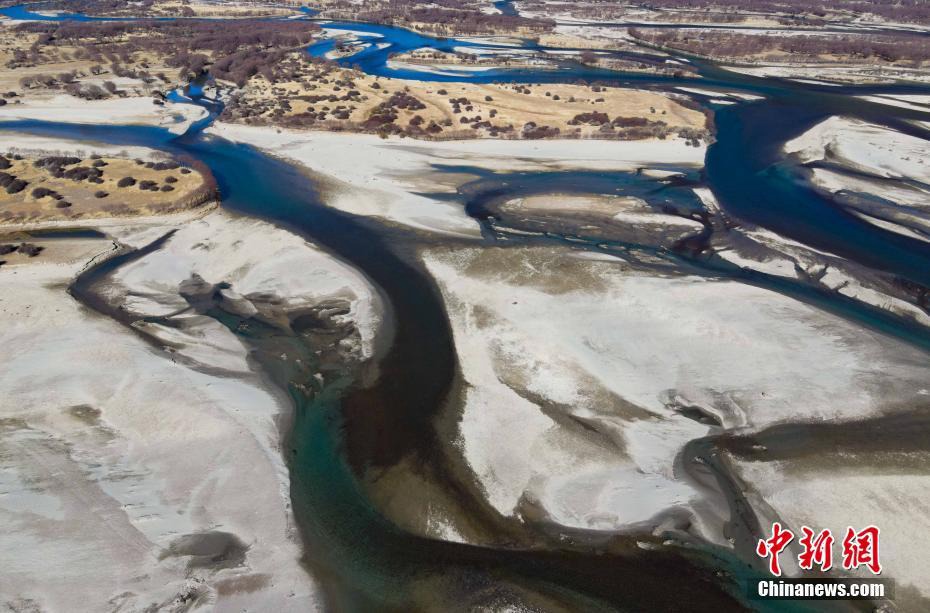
(6, 179, 27, 194)
(569, 112, 610, 126)
(18, 243, 42, 257)
(117, 176, 136, 187)
(65, 83, 109, 100)
(62, 166, 102, 182)
(35, 156, 80, 169)
(612, 116, 650, 128)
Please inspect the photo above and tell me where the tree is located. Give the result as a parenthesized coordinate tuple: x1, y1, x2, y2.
(580, 51, 598, 65)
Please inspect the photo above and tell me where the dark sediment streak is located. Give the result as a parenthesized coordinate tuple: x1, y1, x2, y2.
(719, 409, 930, 461)
(70, 230, 177, 327)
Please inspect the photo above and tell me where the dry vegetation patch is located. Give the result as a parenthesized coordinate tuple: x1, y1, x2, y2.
(224, 58, 708, 141)
(520, 0, 930, 25)
(10, 0, 304, 18)
(2, 18, 320, 101)
(631, 28, 930, 66)
(312, 0, 554, 36)
(0, 151, 215, 224)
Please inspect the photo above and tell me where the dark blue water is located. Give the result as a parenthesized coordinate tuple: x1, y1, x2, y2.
(707, 95, 930, 287)
(307, 21, 532, 81)
(494, 0, 518, 17)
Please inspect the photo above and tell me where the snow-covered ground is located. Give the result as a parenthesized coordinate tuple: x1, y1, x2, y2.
(727, 64, 930, 84)
(700, 174, 930, 329)
(105, 211, 382, 363)
(0, 95, 208, 134)
(1, 132, 162, 163)
(207, 124, 706, 237)
(786, 116, 930, 184)
(421, 244, 930, 540)
(860, 93, 930, 113)
(384, 60, 513, 76)
(675, 86, 765, 102)
(0, 207, 383, 611)
(718, 225, 930, 327)
(782, 116, 930, 254)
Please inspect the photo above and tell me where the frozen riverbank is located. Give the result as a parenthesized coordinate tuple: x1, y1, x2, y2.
(207, 123, 706, 237)
(420, 243, 930, 546)
(0, 206, 382, 611)
(0, 95, 208, 134)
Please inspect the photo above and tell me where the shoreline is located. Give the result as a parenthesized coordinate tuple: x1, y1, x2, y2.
(207, 121, 707, 237)
(0, 210, 326, 609)
(0, 131, 383, 611)
(0, 94, 209, 134)
(0, 201, 218, 234)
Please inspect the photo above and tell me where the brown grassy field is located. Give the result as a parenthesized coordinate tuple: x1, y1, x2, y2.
(226, 59, 708, 141)
(0, 26, 182, 100)
(0, 152, 214, 224)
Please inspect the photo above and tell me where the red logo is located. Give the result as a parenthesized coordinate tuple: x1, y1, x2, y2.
(757, 524, 882, 576)
(798, 526, 834, 572)
(842, 526, 882, 575)
(756, 522, 794, 576)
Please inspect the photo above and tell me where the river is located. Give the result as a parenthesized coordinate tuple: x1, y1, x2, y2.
(3, 4, 930, 611)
